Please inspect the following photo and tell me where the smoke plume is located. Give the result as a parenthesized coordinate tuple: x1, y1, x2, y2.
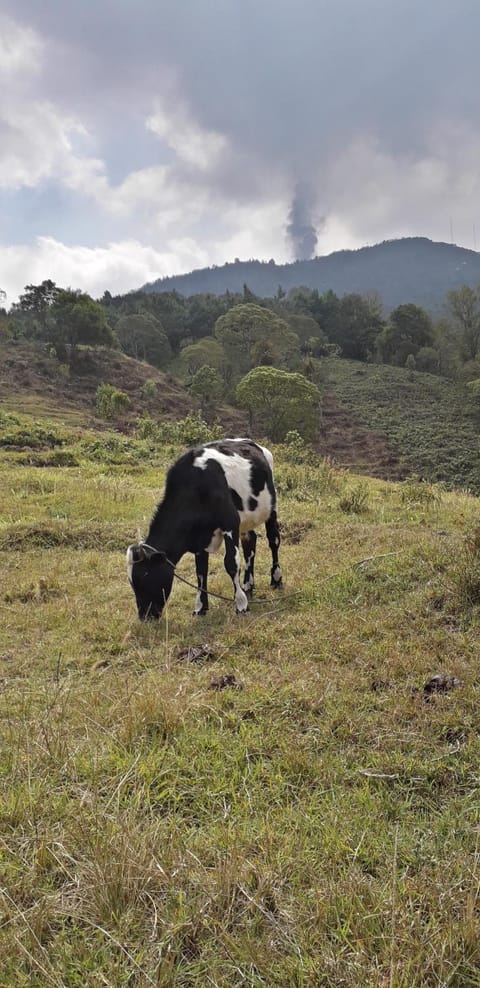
(287, 182, 319, 260)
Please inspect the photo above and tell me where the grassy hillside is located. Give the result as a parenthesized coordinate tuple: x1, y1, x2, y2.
(0, 338, 246, 433)
(143, 237, 480, 311)
(1, 407, 480, 985)
(321, 359, 480, 493)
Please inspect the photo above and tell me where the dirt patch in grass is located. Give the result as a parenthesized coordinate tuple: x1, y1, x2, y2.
(176, 643, 216, 664)
(279, 519, 315, 544)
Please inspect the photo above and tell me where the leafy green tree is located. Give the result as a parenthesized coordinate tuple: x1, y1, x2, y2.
(447, 285, 480, 361)
(377, 303, 434, 365)
(115, 313, 172, 368)
(189, 364, 224, 416)
(10, 280, 59, 338)
(328, 294, 385, 360)
(186, 294, 229, 340)
(415, 346, 439, 374)
(49, 290, 116, 352)
(179, 338, 227, 379)
(214, 304, 300, 377)
(236, 366, 321, 441)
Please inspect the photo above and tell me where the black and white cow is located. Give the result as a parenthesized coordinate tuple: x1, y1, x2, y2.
(127, 438, 283, 620)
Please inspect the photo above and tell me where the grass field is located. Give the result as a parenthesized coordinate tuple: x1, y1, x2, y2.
(1, 411, 480, 986)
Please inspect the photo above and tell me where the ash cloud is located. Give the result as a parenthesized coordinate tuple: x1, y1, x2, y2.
(287, 182, 319, 260)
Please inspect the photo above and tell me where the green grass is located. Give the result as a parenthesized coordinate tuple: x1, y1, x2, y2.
(1, 409, 480, 985)
(324, 359, 480, 493)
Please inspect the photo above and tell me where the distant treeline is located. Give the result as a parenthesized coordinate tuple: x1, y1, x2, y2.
(2, 277, 480, 440)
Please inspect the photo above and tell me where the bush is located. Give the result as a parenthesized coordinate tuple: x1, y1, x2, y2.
(141, 379, 158, 400)
(95, 384, 129, 420)
(135, 413, 223, 447)
(339, 483, 370, 514)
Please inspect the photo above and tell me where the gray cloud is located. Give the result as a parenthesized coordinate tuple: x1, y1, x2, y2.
(3, 0, 480, 298)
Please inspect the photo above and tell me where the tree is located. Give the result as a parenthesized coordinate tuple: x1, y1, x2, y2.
(115, 313, 172, 368)
(214, 304, 300, 377)
(327, 293, 385, 360)
(405, 353, 416, 379)
(377, 303, 434, 365)
(179, 338, 227, 379)
(236, 366, 321, 442)
(11, 279, 59, 338)
(186, 293, 229, 340)
(49, 290, 116, 351)
(189, 364, 224, 416)
(447, 286, 480, 361)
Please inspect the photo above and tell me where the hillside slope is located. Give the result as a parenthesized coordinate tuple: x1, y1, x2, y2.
(143, 237, 480, 310)
(321, 359, 480, 491)
(0, 339, 246, 432)
(2, 341, 478, 491)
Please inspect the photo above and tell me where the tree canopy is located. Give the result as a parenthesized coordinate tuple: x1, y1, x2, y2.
(236, 366, 321, 441)
(214, 304, 300, 377)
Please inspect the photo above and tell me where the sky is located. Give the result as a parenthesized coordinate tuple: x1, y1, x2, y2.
(2, 0, 480, 303)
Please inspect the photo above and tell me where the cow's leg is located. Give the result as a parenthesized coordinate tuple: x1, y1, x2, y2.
(265, 510, 283, 589)
(241, 530, 257, 595)
(223, 529, 249, 613)
(193, 550, 209, 616)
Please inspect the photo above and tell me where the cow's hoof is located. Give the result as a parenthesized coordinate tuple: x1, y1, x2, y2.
(270, 580, 284, 590)
(192, 609, 208, 617)
(235, 607, 249, 616)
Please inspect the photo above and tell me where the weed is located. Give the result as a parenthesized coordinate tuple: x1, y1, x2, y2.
(339, 482, 370, 514)
(450, 524, 480, 617)
(400, 475, 442, 508)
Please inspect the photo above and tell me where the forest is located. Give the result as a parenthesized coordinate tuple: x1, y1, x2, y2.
(2, 275, 480, 447)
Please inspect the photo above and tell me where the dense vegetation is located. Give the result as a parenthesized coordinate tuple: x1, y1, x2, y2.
(1, 404, 480, 985)
(143, 237, 480, 311)
(320, 360, 480, 492)
(2, 266, 480, 492)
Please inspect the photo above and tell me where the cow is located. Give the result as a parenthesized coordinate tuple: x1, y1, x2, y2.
(127, 438, 283, 620)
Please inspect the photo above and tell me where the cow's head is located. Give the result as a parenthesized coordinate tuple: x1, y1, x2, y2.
(126, 543, 174, 620)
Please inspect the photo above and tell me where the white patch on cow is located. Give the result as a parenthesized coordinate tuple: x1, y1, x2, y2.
(233, 546, 248, 611)
(194, 575, 204, 614)
(206, 528, 223, 553)
(272, 565, 282, 583)
(242, 549, 255, 591)
(126, 546, 134, 584)
(194, 443, 273, 533)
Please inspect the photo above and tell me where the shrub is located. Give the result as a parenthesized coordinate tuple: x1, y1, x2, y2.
(339, 483, 370, 514)
(141, 379, 158, 400)
(450, 525, 480, 618)
(400, 475, 442, 508)
(95, 384, 129, 420)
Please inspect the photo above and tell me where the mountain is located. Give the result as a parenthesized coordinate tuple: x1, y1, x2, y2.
(142, 237, 480, 310)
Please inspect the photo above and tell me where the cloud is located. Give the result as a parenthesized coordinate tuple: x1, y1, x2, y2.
(2, 0, 480, 290)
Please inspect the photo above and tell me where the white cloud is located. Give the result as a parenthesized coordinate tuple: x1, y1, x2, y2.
(0, 236, 212, 303)
(147, 102, 226, 171)
(0, 14, 42, 79)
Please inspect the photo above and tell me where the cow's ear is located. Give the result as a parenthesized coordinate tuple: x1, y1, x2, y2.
(150, 549, 168, 564)
(140, 544, 167, 563)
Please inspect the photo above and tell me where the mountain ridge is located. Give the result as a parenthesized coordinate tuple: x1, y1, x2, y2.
(142, 237, 480, 310)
